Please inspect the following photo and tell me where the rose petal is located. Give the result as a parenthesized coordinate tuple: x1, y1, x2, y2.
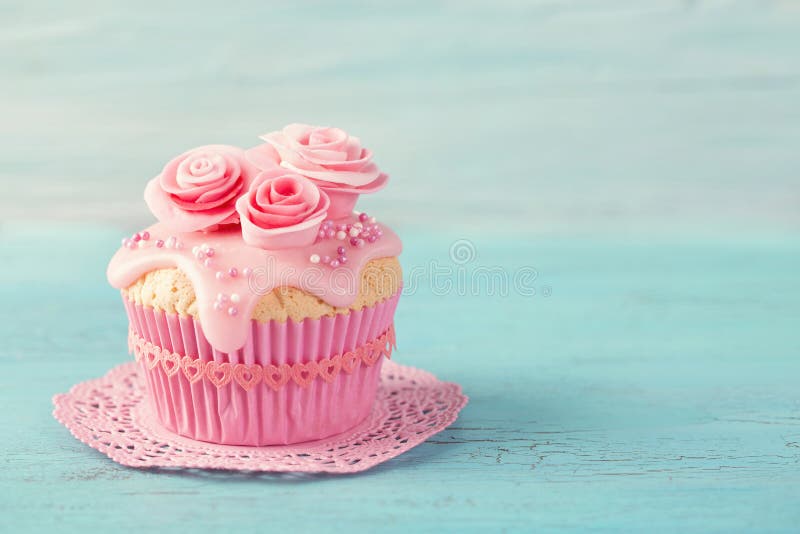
(170, 176, 243, 212)
(280, 160, 380, 187)
(244, 143, 282, 172)
(145, 177, 241, 233)
(308, 127, 348, 148)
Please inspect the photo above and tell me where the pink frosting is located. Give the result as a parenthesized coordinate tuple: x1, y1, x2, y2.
(236, 169, 330, 249)
(145, 145, 258, 232)
(107, 216, 402, 353)
(248, 124, 389, 218)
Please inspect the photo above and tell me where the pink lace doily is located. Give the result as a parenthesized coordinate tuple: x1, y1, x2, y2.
(52, 361, 467, 474)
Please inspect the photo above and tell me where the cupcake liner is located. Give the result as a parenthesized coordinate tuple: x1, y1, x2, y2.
(121, 291, 400, 446)
(53, 360, 468, 474)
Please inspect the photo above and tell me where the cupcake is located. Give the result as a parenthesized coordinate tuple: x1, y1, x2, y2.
(107, 125, 402, 446)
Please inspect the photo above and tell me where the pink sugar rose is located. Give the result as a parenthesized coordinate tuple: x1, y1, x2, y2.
(236, 168, 330, 250)
(246, 124, 388, 218)
(145, 145, 257, 232)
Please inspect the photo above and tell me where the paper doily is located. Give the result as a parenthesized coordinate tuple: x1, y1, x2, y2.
(52, 361, 467, 474)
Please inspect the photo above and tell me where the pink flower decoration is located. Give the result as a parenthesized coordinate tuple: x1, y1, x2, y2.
(236, 168, 330, 250)
(145, 145, 257, 232)
(246, 124, 388, 218)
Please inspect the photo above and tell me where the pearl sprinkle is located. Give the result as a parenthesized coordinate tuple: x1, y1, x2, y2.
(124, 232, 182, 250)
(308, 213, 383, 268)
(193, 243, 217, 268)
(213, 292, 239, 316)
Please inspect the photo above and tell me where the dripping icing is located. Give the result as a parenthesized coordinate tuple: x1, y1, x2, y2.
(108, 216, 401, 353)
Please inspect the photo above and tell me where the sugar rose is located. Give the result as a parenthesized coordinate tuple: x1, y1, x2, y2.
(236, 168, 330, 249)
(145, 145, 257, 232)
(247, 124, 387, 218)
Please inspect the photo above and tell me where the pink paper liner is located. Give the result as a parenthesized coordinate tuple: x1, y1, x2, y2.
(121, 291, 400, 446)
(52, 360, 468, 474)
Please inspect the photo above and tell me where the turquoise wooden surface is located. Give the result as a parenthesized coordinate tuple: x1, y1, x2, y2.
(2, 1, 799, 532)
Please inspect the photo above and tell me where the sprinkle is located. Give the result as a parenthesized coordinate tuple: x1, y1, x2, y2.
(213, 301, 223, 311)
(227, 306, 238, 316)
(174, 240, 183, 249)
(339, 256, 348, 264)
(336, 231, 347, 240)
(192, 246, 200, 255)
(242, 267, 252, 277)
(230, 293, 241, 303)
(337, 246, 346, 255)
(132, 233, 142, 242)
(309, 254, 320, 264)
(141, 231, 150, 241)
(155, 239, 164, 248)
(228, 267, 238, 277)
(318, 230, 326, 239)
(201, 243, 210, 251)
(330, 259, 340, 268)
(196, 250, 206, 260)
(203, 258, 214, 268)
(359, 212, 369, 223)
(121, 237, 131, 247)
(322, 255, 331, 265)
(325, 229, 335, 238)
(354, 222, 363, 230)
(166, 237, 177, 248)
(137, 240, 146, 249)
(206, 248, 215, 257)
(349, 228, 360, 237)
(355, 239, 365, 249)
(215, 271, 225, 281)
(367, 235, 378, 243)
(217, 293, 229, 302)
(369, 216, 376, 224)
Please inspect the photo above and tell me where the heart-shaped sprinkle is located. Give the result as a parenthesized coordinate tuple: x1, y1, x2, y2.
(263, 364, 291, 391)
(160, 352, 181, 377)
(205, 361, 233, 388)
(341, 351, 361, 374)
(180, 356, 205, 384)
(317, 355, 342, 383)
(362, 346, 381, 366)
(143, 349, 160, 370)
(233, 364, 263, 391)
(291, 361, 318, 388)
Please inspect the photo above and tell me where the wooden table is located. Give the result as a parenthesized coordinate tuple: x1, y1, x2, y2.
(1, 1, 798, 531)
